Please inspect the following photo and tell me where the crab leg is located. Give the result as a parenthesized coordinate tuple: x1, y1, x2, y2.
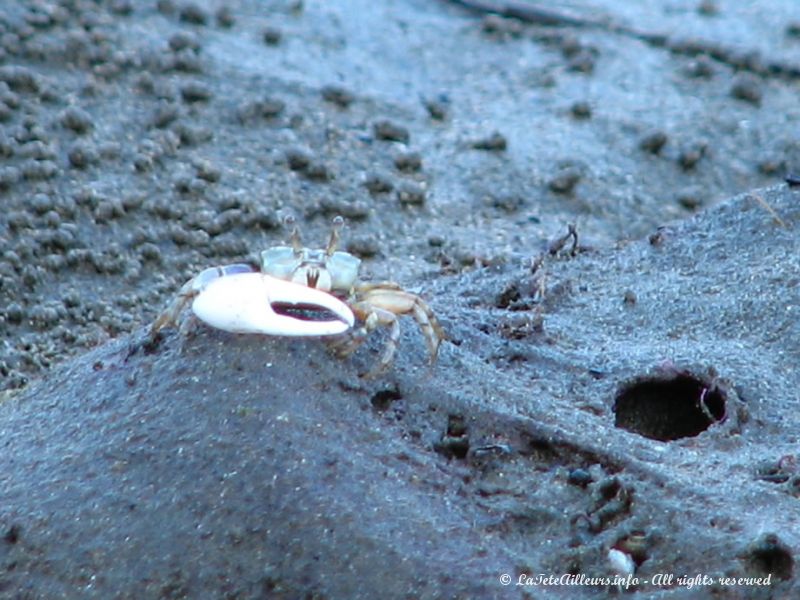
(329, 303, 400, 377)
(191, 272, 354, 336)
(356, 286, 445, 362)
(329, 285, 445, 376)
(150, 264, 254, 335)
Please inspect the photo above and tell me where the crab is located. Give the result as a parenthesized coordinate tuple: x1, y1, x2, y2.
(150, 216, 445, 376)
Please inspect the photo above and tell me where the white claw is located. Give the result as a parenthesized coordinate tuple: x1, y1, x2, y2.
(191, 272, 354, 336)
(608, 548, 636, 578)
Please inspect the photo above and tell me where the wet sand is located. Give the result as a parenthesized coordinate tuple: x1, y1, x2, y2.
(1, 0, 798, 597)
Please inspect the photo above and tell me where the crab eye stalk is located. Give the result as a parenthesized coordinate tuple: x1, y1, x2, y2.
(326, 215, 345, 257)
(283, 214, 303, 255)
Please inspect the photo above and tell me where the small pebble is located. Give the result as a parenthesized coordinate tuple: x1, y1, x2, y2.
(99, 142, 121, 161)
(52, 226, 77, 249)
(363, 171, 394, 194)
(93, 199, 125, 222)
(424, 97, 449, 121)
(25, 8, 55, 29)
(194, 160, 221, 182)
(678, 141, 707, 170)
(262, 27, 282, 46)
(68, 142, 98, 169)
(29, 305, 60, 329)
(19, 141, 56, 160)
(259, 98, 285, 118)
(567, 468, 593, 487)
(31, 193, 55, 214)
(43, 254, 66, 271)
(237, 98, 285, 122)
(176, 175, 207, 195)
(396, 180, 426, 206)
(677, 189, 704, 210)
(321, 85, 354, 108)
(374, 120, 409, 143)
(216, 7, 235, 28)
(157, 0, 176, 15)
(22, 159, 58, 181)
(639, 130, 668, 155)
(180, 81, 212, 103)
(5, 303, 24, 324)
(152, 102, 180, 128)
(22, 265, 42, 288)
(7, 210, 32, 230)
(427, 234, 445, 247)
(168, 31, 200, 52)
(60, 106, 93, 134)
(135, 72, 155, 93)
(171, 49, 203, 73)
(0, 65, 41, 93)
(570, 101, 592, 119)
(548, 165, 582, 194)
(319, 198, 370, 220)
(757, 155, 785, 175)
(3, 250, 21, 268)
(214, 209, 241, 234)
(684, 55, 715, 79)
(173, 123, 213, 146)
(346, 235, 380, 258)
(487, 194, 523, 213)
(66, 248, 91, 268)
(138, 242, 162, 262)
(471, 132, 507, 151)
(730, 73, 763, 105)
(110, 0, 133, 16)
(481, 15, 523, 38)
(245, 207, 281, 230)
(304, 162, 332, 182)
(566, 50, 596, 74)
(0, 166, 21, 189)
(133, 153, 154, 172)
(0, 133, 13, 158)
(393, 151, 422, 172)
(285, 147, 312, 171)
(179, 3, 208, 25)
(697, 0, 718, 16)
(210, 235, 247, 257)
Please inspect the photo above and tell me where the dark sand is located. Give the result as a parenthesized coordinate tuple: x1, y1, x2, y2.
(1, 0, 799, 597)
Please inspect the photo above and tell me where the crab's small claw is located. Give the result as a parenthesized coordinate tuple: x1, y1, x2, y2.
(191, 273, 354, 336)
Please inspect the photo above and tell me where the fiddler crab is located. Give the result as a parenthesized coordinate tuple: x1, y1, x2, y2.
(150, 216, 445, 376)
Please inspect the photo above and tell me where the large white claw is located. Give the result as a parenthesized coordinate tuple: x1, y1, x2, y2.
(191, 272, 354, 336)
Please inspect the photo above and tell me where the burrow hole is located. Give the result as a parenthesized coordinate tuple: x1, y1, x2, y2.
(613, 372, 726, 441)
(744, 534, 794, 581)
(370, 387, 402, 411)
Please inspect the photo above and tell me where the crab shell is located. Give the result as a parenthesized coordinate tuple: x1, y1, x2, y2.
(260, 246, 362, 293)
(191, 272, 355, 336)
